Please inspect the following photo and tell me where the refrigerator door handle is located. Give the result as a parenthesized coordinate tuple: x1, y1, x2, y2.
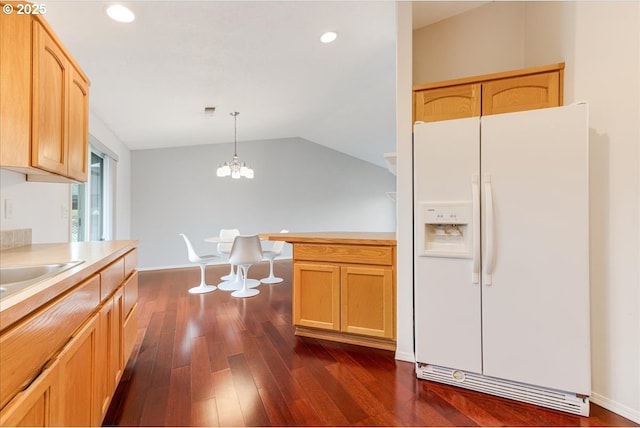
(472, 174, 480, 284)
(484, 175, 495, 285)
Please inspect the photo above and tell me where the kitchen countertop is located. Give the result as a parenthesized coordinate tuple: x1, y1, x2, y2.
(261, 231, 396, 245)
(0, 240, 137, 330)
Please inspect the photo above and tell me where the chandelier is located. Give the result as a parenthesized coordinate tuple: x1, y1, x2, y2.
(216, 112, 254, 179)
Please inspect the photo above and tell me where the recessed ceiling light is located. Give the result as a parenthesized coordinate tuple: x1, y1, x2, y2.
(107, 4, 135, 23)
(320, 31, 338, 44)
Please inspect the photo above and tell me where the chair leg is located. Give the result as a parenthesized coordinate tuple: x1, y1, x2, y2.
(219, 265, 260, 290)
(221, 263, 235, 280)
(260, 258, 283, 284)
(232, 265, 259, 298)
(189, 263, 217, 294)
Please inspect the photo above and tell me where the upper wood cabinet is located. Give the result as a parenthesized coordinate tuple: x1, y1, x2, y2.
(414, 83, 481, 123)
(0, 2, 90, 182)
(413, 63, 564, 123)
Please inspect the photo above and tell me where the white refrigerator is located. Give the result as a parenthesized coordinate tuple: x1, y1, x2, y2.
(413, 104, 591, 416)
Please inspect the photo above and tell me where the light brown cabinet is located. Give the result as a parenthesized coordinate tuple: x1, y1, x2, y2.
(0, 359, 60, 427)
(285, 235, 396, 351)
(0, 247, 138, 427)
(0, 2, 90, 182)
(413, 63, 564, 123)
(57, 313, 99, 426)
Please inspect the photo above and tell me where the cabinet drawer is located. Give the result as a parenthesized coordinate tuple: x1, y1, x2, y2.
(294, 244, 393, 266)
(123, 271, 138, 318)
(124, 248, 138, 279)
(0, 274, 100, 409)
(101, 257, 124, 301)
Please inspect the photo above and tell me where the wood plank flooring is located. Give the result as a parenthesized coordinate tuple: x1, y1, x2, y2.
(104, 261, 638, 427)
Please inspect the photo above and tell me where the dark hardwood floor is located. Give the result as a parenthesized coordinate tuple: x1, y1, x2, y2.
(104, 261, 637, 427)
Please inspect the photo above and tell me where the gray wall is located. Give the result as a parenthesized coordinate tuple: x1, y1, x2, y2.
(132, 137, 396, 269)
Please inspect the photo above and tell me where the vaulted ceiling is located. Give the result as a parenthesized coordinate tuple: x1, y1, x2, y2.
(43, 1, 485, 167)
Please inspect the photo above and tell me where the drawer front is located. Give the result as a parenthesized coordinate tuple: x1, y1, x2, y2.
(123, 271, 138, 318)
(124, 248, 138, 279)
(294, 244, 393, 266)
(101, 257, 124, 301)
(0, 274, 100, 409)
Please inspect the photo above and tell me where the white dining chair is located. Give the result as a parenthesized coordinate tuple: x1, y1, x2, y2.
(227, 235, 263, 298)
(180, 234, 217, 294)
(218, 228, 240, 280)
(260, 229, 288, 284)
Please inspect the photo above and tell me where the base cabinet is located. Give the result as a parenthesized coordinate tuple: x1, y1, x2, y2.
(340, 265, 394, 339)
(291, 240, 396, 350)
(293, 263, 340, 331)
(57, 314, 99, 427)
(0, 246, 138, 427)
(96, 288, 123, 420)
(0, 360, 60, 427)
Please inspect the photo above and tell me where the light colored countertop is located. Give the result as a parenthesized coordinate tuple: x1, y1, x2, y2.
(0, 240, 137, 329)
(261, 231, 396, 246)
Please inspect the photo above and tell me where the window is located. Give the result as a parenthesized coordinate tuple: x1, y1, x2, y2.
(71, 138, 117, 242)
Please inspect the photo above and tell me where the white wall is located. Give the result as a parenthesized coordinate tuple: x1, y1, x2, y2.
(0, 170, 70, 243)
(409, 1, 639, 422)
(568, 2, 639, 421)
(413, 2, 526, 83)
(131, 137, 396, 269)
(394, 1, 415, 363)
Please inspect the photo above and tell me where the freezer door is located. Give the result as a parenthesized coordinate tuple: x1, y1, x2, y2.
(480, 104, 590, 394)
(414, 117, 482, 373)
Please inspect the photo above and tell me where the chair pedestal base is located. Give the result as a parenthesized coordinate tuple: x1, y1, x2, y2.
(189, 284, 217, 294)
(260, 276, 283, 284)
(218, 278, 260, 290)
(260, 258, 282, 284)
(231, 288, 259, 298)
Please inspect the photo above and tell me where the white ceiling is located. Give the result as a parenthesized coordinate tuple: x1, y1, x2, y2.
(43, 1, 484, 168)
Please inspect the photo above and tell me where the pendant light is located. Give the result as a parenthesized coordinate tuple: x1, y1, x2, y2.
(216, 112, 254, 179)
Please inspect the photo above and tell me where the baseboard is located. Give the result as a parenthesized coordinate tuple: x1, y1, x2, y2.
(137, 257, 293, 272)
(395, 350, 415, 363)
(137, 263, 203, 272)
(591, 391, 640, 424)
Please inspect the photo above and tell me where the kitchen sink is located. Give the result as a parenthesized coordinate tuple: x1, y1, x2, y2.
(0, 261, 84, 298)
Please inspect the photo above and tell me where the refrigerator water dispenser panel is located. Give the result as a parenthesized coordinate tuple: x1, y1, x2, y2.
(419, 201, 472, 258)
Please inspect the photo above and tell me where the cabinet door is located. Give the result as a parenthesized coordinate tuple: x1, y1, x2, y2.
(97, 288, 123, 421)
(414, 83, 481, 123)
(123, 303, 138, 364)
(482, 71, 561, 116)
(0, 359, 60, 427)
(32, 22, 68, 176)
(293, 262, 340, 331)
(0, 7, 31, 166)
(57, 313, 99, 427)
(66, 65, 89, 182)
(341, 266, 394, 339)
(113, 288, 124, 387)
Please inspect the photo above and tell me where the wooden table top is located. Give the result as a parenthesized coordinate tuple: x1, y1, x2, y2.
(260, 231, 396, 246)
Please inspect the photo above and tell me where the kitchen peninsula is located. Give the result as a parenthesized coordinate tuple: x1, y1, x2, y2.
(0, 240, 138, 426)
(263, 232, 396, 350)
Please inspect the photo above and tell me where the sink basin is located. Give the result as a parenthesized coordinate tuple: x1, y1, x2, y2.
(0, 261, 84, 298)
